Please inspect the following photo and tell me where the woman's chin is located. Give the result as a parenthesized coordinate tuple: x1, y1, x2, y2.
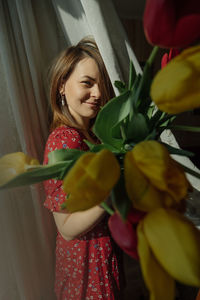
(83, 109, 99, 119)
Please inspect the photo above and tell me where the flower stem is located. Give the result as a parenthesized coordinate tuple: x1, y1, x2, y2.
(147, 46, 159, 66)
(100, 202, 114, 215)
(179, 162, 200, 179)
(168, 125, 200, 133)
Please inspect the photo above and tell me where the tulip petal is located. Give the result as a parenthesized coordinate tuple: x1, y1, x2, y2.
(151, 45, 200, 114)
(108, 212, 139, 259)
(161, 49, 180, 69)
(143, 208, 200, 286)
(0, 152, 39, 186)
(125, 150, 165, 212)
(63, 149, 120, 212)
(143, 0, 200, 48)
(124, 141, 189, 211)
(132, 141, 189, 202)
(127, 207, 146, 224)
(137, 221, 175, 300)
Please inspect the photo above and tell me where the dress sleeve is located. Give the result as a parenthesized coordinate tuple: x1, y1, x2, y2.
(43, 127, 87, 212)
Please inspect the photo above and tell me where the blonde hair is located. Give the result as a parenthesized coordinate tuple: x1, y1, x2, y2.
(49, 37, 114, 131)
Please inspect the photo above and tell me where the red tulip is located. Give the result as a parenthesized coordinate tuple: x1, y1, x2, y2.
(127, 207, 146, 224)
(108, 208, 146, 259)
(108, 212, 139, 259)
(161, 48, 180, 69)
(143, 0, 200, 48)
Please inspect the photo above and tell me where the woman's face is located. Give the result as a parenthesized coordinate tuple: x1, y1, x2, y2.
(61, 57, 102, 128)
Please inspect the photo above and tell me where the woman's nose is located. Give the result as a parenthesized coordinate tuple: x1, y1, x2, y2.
(92, 84, 101, 99)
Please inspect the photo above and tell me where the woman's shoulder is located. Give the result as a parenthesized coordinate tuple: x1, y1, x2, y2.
(49, 125, 81, 140)
(44, 126, 88, 161)
(46, 126, 84, 147)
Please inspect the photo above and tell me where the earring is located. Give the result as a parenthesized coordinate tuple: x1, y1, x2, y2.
(61, 94, 66, 106)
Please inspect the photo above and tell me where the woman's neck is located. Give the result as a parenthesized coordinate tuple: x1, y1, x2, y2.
(68, 108, 90, 131)
(81, 129, 97, 144)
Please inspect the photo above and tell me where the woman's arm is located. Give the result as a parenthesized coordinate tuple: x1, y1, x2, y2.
(53, 205, 106, 241)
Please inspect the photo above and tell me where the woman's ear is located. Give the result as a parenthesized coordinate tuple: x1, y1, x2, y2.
(59, 82, 65, 95)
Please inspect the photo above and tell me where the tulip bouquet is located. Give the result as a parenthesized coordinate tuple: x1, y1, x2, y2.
(1, 1, 200, 299)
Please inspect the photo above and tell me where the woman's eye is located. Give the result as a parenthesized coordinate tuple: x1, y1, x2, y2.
(82, 81, 92, 86)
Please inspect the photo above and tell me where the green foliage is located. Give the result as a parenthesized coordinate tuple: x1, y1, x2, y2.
(111, 175, 132, 220)
(114, 80, 126, 94)
(128, 60, 136, 90)
(93, 90, 132, 151)
(48, 149, 84, 164)
(93, 55, 176, 152)
(0, 161, 73, 189)
(126, 113, 149, 143)
(84, 140, 120, 153)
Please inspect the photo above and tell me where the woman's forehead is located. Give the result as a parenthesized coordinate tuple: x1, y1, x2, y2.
(72, 57, 100, 81)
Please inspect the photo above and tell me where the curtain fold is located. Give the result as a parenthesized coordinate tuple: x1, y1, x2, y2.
(0, 0, 45, 157)
(52, 0, 142, 93)
(0, 0, 65, 299)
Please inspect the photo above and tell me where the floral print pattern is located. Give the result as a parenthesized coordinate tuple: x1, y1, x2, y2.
(43, 126, 123, 300)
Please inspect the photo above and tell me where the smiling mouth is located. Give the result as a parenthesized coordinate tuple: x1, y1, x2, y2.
(85, 102, 100, 109)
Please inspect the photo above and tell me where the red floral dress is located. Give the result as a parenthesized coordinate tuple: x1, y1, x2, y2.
(43, 126, 124, 300)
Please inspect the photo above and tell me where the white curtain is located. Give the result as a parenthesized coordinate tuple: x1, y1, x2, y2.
(0, 0, 199, 299)
(0, 0, 65, 299)
(52, 0, 142, 89)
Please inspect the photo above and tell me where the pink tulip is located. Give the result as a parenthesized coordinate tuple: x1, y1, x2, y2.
(108, 209, 145, 260)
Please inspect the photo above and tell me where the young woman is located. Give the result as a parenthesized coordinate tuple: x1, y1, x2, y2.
(43, 38, 124, 300)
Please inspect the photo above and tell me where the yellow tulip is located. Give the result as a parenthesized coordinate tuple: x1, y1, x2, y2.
(0, 152, 39, 186)
(150, 45, 200, 114)
(143, 208, 200, 286)
(62, 149, 120, 212)
(137, 221, 175, 300)
(124, 140, 189, 211)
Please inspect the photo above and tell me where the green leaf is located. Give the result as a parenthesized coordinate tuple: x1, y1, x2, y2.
(134, 64, 152, 112)
(168, 125, 200, 133)
(129, 74, 141, 115)
(128, 60, 136, 90)
(126, 113, 149, 143)
(95, 77, 150, 148)
(83, 140, 121, 153)
(147, 104, 156, 119)
(111, 122, 124, 140)
(114, 80, 126, 94)
(162, 143, 195, 157)
(149, 109, 164, 130)
(157, 114, 176, 127)
(120, 125, 127, 142)
(48, 148, 84, 164)
(135, 47, 159, 114)
(112, 176, 132, 221)
(0, 161, 73, 190)
(93, 90, 132, 149)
